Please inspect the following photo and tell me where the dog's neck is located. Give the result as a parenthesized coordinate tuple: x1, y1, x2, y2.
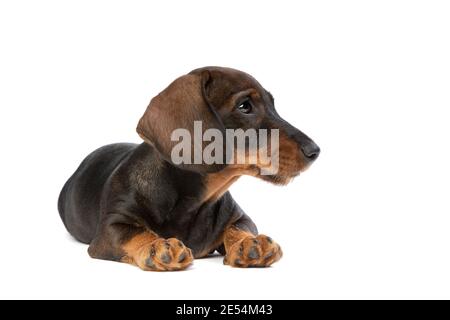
(137, 142, 254, 204)
(203, 166, 258, 203)
(203, 169, 241, 202)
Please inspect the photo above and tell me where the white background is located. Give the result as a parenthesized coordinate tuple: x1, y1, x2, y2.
(1, 0, 449, 299)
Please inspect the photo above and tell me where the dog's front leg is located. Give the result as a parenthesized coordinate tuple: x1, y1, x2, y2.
(223, 216, 283, 268)
(88, 224, 193, 271)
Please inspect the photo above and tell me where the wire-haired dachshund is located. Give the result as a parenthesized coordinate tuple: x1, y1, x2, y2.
(58, 67, 320, 271)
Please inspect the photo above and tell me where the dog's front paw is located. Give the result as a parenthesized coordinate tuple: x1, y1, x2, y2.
(224, 235, 282, 268)
(139, 238, 193, 271)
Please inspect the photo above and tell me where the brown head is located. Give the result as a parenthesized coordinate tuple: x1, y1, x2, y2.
(137, 66, 320, 189)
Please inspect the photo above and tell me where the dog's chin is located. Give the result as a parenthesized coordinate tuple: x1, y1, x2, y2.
(258, 171, 300, 186)
(256, 161, 314, 185)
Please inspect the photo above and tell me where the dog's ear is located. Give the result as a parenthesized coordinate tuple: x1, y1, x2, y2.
(137, 71, 226, 173)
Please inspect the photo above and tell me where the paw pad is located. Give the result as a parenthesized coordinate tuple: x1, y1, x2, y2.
(224, 234, 282, 268)
(140, 238, 193, 271)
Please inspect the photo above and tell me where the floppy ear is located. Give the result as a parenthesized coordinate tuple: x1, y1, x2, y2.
(137, 71, 226, 173)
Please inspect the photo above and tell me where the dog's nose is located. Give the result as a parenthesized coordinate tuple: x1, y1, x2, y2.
(301, 141, 320, 161)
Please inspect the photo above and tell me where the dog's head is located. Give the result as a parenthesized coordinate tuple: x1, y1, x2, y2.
(137, 66, 319, 184)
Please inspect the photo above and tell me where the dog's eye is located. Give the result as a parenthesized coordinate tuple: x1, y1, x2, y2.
(237, 101, 252, 114)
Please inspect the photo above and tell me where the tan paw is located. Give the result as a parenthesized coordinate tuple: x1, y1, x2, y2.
(139, 238, 193, 271)
(224, 234, 282, 268)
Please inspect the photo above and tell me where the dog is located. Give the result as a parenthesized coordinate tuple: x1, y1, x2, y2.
(58, 66, 320, 271)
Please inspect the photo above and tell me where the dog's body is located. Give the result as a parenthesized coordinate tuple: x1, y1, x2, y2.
(58, 67, 319, 270)
(59, 142, 249, 257)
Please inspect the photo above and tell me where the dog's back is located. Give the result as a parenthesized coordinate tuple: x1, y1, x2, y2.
(58, 143, 137, 243)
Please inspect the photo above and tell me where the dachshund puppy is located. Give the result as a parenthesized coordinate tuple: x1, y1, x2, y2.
(58, 67, 320, 271)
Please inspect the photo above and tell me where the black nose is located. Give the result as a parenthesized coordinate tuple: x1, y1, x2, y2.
(301, 141, 320, 161)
